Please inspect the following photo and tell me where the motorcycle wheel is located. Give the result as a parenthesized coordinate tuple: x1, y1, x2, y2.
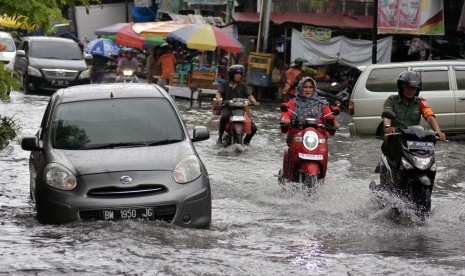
(298, 172, 318, 194)
(234, 134, 243, 145)
(412, 185, 432, 220)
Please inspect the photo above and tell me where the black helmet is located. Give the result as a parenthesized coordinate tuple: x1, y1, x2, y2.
(228, 64, 244, 80)
(397, 70, 422, 97)
(290, 58, 307, 67)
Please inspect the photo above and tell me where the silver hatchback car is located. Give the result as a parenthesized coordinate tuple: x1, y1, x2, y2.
(21, 83, 211, 228)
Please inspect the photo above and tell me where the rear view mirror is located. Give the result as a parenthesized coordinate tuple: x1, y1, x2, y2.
(280, 103, 289, 112)
(382, 110, 396, 119)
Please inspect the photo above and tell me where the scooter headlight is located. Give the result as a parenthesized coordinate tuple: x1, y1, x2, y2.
(302, 131, 319, 151)
(412, 156, 433, 170)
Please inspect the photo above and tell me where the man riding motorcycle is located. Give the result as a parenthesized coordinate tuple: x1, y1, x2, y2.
(382, 71, 446, 167)
(215, 65, 260, 145)
(116, 48, 141, 83)
(280, 77, 339, 144)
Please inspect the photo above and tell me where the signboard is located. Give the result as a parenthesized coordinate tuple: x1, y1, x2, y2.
(302, 26, 331, 41)
(377, 0, 444, 35)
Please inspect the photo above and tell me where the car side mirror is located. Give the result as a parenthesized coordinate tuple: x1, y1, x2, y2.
(192, 126, 210, 142)
(16, 50, 25, 57)
(21, 137, 42, 151)
(84, 53, 93, 60)
(280, 103, 289, 112)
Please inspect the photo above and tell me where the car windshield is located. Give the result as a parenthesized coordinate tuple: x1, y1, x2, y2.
(51, 98, 185, 150)
(30, 41, 83, 60)
(0, 36, 15, 52)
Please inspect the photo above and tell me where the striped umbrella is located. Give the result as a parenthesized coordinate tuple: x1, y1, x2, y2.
(167, 23, 243, 53)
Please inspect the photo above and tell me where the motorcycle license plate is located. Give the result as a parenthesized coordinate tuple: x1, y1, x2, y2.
(298, 153, 324, 160)
(407, 141, 435, 150)
(101, 207, 154, 220)
(231, 115, 245, 122)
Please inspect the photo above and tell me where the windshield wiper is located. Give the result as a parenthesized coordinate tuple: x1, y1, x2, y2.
(147, 139, 182, 146)
(85, 142, 148, 149)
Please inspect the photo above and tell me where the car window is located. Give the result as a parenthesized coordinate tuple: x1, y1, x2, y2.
(30, 41, 83, 60)
(0, 36, 15, 52)
(365, 67, 407, 92)
(51, 98, 185, 150)
(414, 70, 449, 91)
(454, 67, 465, 90)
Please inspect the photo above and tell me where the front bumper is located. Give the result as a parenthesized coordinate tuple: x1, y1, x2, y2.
(34, 170, 212, 229)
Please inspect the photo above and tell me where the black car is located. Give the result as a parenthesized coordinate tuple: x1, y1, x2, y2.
(21, 83, 212, 228)
(14, 36, 91, 93)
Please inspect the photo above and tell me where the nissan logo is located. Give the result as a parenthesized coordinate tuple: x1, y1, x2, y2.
(120, 176, 132, 184)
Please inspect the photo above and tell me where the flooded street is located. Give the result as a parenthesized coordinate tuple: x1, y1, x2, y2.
(1, 90, 465, 275)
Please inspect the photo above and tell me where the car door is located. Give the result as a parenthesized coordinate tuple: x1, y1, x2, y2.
(452, 66, 465, 130)
(13, 40, 28, 75)
(411, 66, 455, 130)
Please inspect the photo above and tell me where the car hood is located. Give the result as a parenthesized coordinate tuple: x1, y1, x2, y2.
(50, 142, 197, 176)
(29, 57, 87, 70)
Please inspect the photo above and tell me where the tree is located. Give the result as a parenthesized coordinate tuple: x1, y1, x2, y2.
(0, 0, 100, 100)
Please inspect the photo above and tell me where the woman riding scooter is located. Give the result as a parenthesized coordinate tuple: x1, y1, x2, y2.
(280, 77, 339, 144)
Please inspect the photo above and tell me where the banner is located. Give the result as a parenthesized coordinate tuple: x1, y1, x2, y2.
(302, 26, 331, 42)
(378, 0, 444, 35)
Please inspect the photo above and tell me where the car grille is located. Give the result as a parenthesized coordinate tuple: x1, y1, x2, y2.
(79, 205, 177, 222)
(42, 69, 79, 78)
(87, 184, 167, 198)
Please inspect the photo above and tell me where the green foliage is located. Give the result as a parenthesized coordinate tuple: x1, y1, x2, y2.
(0, 114, 21, 147)
(0, 63, 20, 101)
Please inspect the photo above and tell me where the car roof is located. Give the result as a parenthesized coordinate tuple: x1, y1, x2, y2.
(23, 36, 77, 44)
(364, 60, 465, 69)
(0, 31, 13, 39)
(54, 83, 168, 103)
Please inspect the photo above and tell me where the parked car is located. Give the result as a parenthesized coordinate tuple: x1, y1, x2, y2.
(348, 60, 465, 136)
(14, 36, 91, 93)
(0, 31, 16, 70)
(21, 83, 212, 228)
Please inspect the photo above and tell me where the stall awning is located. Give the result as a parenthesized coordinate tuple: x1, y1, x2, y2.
(233, 12, 373, 30)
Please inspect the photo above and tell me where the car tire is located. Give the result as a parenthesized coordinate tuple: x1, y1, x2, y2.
(22, 73, 33, 93)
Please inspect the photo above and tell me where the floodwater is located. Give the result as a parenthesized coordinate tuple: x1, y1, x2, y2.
(1, 90, 465, 275)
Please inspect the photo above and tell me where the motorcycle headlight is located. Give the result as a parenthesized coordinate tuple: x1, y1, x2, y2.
(412, 156, 433, 170)
(27, 66, 42, 77)
(123, 69, 133, 77)
(302, 131, 319, 151)
(173, 155, 202, 184)
(44, 163, 77, 190)
(79, 69, 91, 79)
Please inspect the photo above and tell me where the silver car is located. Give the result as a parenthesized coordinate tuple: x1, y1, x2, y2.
(21, 83, 212, 228)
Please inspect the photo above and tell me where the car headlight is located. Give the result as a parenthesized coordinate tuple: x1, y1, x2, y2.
(79, 69, 91, 79)
(27, 66, 42, 77)
(44, 163, 77, 190)
(302, 131, 319, 151)
(173, 155, 202, 184)
(412, 156, 433, 170)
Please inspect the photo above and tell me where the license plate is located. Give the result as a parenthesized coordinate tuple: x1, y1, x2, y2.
(407, 141, 435, 150)
(51, 80, 69, 86)
(102, 207, 154, 220)
(298, 153, 324, 160)
(231, 115, 245, 122)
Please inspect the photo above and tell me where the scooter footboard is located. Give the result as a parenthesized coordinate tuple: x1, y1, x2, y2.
(299, 162, 320, 176)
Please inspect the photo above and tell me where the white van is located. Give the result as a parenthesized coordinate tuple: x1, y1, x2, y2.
(0, 31, 16, 70)
(348, 60, 465, 136)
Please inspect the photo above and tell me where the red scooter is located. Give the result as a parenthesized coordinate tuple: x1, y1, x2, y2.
(278, 104, 340, 192)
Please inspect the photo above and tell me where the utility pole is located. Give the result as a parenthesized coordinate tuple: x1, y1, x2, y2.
(256, 0, 271, 52)
(372, 0, 378, 64)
